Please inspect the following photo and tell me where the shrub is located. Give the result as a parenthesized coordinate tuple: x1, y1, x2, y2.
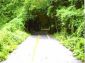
(53, 33, 84, 61)
(56, 6, 83, 35)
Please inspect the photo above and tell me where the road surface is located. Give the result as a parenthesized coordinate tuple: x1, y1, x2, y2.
(2, 35, 81, 63)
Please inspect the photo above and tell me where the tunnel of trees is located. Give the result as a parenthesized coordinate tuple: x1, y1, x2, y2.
(0, 0, 84, 62)
(24, 11, 59, 34)
(24, 0, 62, 34)
(24, 0, 84, 36)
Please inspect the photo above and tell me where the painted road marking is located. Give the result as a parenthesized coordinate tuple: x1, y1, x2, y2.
(47, 35, 50, 39)
(32, 35, 40, 63)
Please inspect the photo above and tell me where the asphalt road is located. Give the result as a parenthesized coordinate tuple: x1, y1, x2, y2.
(2, 35, 82, 63)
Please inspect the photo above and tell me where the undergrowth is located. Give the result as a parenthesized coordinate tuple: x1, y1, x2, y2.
(0, 17, 29, 61)
(0, 0, 84, 62)
(53, 33, 84, 62)
(0, 2, 29, 61)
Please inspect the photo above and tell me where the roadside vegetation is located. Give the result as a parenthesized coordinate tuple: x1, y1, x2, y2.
(0, 0, 84, 62)
(0, 0, 29, 61)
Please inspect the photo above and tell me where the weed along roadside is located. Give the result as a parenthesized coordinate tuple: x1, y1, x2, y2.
(0, 0, 84, 63)
(1, 35, 82, 63)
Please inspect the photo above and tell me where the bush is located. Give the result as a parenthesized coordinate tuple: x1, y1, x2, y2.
(0, 1, 29, 61)
(0, 0, 84, 62)
(53, 33, 84, 61)
(56, 6, 83, 35)
(0, 20, 29, 61)
(0, 0, 25, 28)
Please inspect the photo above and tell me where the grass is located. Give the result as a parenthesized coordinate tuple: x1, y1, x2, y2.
(53, 33, 84, 62)
(0, 30, 29, 61)
(0, 1, 30, 61)
(0, 16, 30, 62)
(0, 0, 84, 62)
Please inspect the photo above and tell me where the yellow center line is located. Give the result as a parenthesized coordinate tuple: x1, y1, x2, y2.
(32, 35, 40, 63)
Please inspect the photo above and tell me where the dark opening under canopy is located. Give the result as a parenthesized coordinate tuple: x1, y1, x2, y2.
(24, 12, 57, 35)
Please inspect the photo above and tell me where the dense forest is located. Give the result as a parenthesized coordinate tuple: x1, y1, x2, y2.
(0, 0, 84, 62)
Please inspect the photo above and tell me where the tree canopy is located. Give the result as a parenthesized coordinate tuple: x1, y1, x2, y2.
(0, 0, 84, 62)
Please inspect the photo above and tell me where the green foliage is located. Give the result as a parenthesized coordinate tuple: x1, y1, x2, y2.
(0, 0, 84, 62)
(53, 33, 84, 61)
(0, 0, 29, 61)
(75, 21, 84, 37)
(51, 1, 84, 61)
(0, 30, 28, 61)
(53, 1, 84, 62)
(0, 0, 25, 28)
(69, 0, 84, 8)
(56, 6, 83, 35)
(0, 17, 29, 61)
